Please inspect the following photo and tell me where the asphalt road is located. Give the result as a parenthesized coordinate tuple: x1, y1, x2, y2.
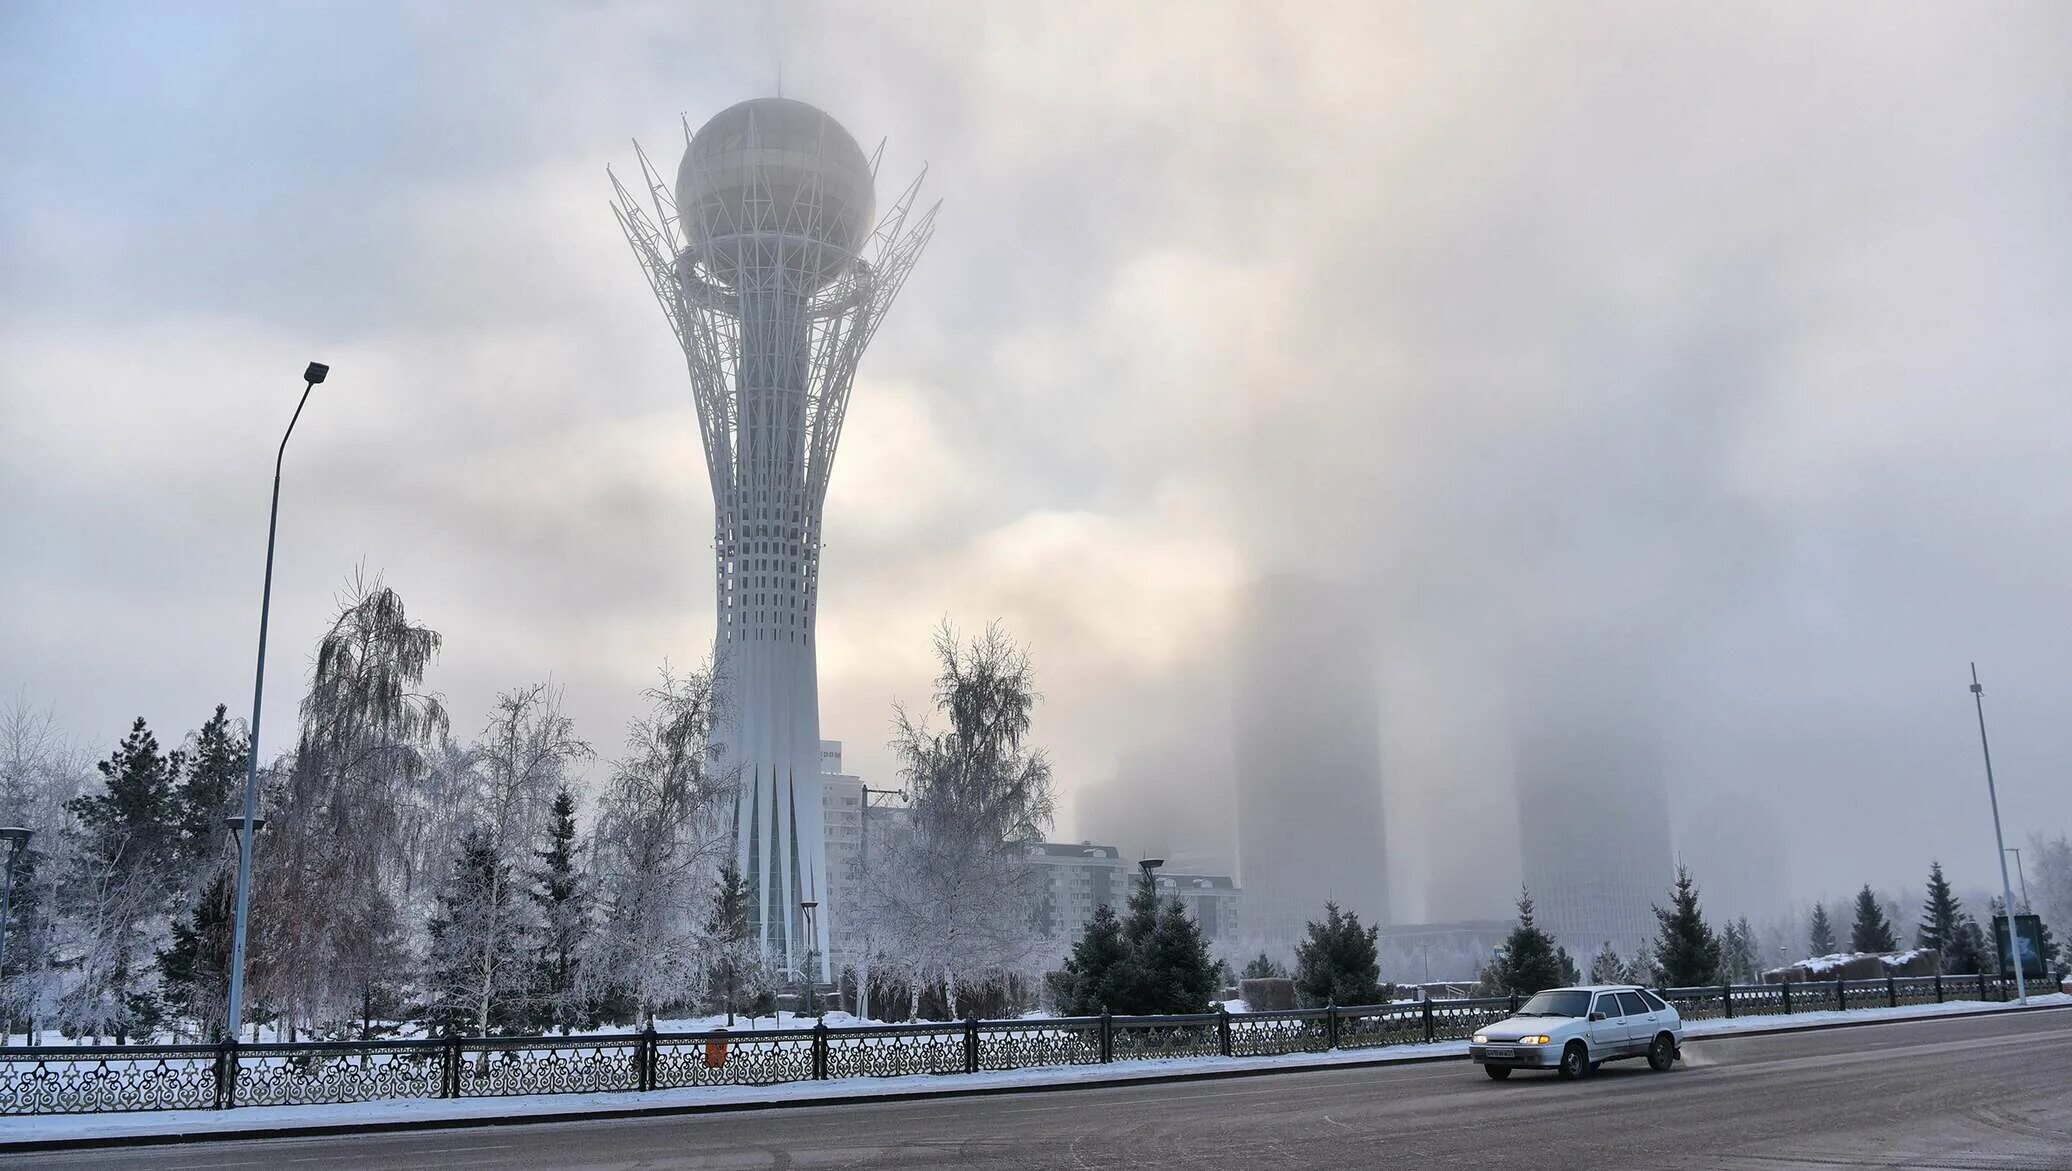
(19, 1008, 2072, 1170)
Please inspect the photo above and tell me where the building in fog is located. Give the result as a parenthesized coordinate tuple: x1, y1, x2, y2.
(1154, 871, 1244, 944)
(1233, 575, 1390, 944)
(820, 740, 908, 970)
(1024, 842, 1130, 940)
(1514, 729, 1673, 956)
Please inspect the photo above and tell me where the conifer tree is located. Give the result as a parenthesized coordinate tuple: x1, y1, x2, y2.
(1294, 902, 1385, 1007)
(419, 830, 529, 1036)
(1945, 919, 1987, 975)
(528, 788, 589, 1033)
(1719, 917, 1760, 983)
(158, 870, 234, 1039)
(1916, 861, 1964, 961)
(1849, 885, 1897, 953)
(1241, 952, 1288, 981)
(1058, 903, 1127, 1015)
(702, 861, 758, 1025)
(1651, 865, 1721, 987)
(62, 718, 184, 1039)
(1485, 889, 1565, 995)
(1142, 897, 1218, 1013)
(175, 706, 246, 871)
(1808, 902, 1836, 955)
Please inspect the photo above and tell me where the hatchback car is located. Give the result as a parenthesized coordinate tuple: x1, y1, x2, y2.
(1468, 985, 1682, 1080)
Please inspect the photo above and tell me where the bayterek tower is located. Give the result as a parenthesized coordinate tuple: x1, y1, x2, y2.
(613, 99, 936, 980)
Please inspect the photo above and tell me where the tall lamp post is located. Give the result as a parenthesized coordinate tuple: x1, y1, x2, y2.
(0, 826, 31, 1038)
(225, 362, 329, 1040)
(1968, 663, 2026, 1004)
(2005, 848, 2031, 910)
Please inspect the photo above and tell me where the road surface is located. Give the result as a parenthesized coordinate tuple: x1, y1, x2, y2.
(18, 1007, 2071, 1170)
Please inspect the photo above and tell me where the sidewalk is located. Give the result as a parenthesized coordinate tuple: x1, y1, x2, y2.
(4, 994, 2064, 1152)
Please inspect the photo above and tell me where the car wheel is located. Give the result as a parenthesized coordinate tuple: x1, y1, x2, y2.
(1647, 1033, 1675, 1072)
(1484, 1065, 1512, 1080)
(1557, 1042, 1589, 1080)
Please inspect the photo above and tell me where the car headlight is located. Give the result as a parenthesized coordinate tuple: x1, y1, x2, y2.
(1521, 1035, 1552, 1045)
(1472, 1033, 1487, 1044)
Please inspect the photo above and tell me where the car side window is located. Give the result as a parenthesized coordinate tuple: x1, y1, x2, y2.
(1618, 991, 1650, 1017)
(1594, 994, 1622, 1019)
(1639, 990, 1669, 1012)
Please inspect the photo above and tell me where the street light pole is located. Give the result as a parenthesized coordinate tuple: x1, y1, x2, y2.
(1968, 663, 2026, 1004)
(226, 362, 328, 1040)
(0, 827, 32, 1038)
(2005, 848, 2031, 910)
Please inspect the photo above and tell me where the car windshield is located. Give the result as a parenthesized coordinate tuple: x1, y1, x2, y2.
(1518, 990, 1592, 1017)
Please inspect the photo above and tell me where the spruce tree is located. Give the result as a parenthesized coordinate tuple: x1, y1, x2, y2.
(1294, 902, 1385, 1007)
(1849, 885, 1897, 953)
(1916, 861, 1964, 961)
(1945, 919, 1987, 975)
(65, 718, 185, 1039)
(1059, 903, 1128, 1015)
(1652, 865, 1722, 987)
(1719, 917, 1760, 983)
(1808, 902, 1836, 956)
(528, 788, 588, 1033)
(1487, 889, 1565, 995)
(1142, 897, 1218, 1013)
(175, 705, 247, 869)
(158, 870, 235, 1039)
(1241, 952, 1288, 981)
(702, 861, 755, 1025)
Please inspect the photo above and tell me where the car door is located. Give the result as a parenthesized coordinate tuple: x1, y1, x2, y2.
(1589, 992, 1627, 1057)
(1617, 990, 1657, 1052)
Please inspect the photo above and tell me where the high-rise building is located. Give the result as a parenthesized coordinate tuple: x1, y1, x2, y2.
(1233, 575, 1390, 944)
(1023, 842, 1130, 941)
(614, 99, 938, 978)
(1514, 729, 1673, 957)
(1153, 872, 1244, 944)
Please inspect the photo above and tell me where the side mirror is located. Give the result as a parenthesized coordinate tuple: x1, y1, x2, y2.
(1588, 1012, 1607, 1022)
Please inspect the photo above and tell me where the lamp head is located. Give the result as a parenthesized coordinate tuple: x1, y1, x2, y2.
(304, 361, 329, 385)
(1139, 858, 1164, 872)
(0, 826, 31, 851)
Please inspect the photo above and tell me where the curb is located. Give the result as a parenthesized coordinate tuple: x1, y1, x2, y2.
(3, 1001, 2064, 1154)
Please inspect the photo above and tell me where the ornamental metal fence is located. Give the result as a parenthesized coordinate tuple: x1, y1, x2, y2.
(0, 973, 2028, 1116)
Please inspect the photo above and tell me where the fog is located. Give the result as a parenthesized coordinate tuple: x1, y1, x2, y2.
(4, 2, 2070, 933)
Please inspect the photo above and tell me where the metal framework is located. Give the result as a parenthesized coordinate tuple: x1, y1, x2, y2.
(611, 101, 937, 979)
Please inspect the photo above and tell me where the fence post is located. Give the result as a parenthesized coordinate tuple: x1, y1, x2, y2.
(442, 1035, 462, 1099)
(1977, 971, 1986, 1002)
(214, 1038, 238, 1110)
(1835, 977, 1845, 1013)
(1099, 1010, 1113, 1064)
(1886, 975, 1897, 1008)
(1780, 979, 1792, 1016)
(962, 1018, 978, 1075)
(638, 1022, 657, 1092)
(1508, 990, 1520, 1014)
(1722, 983, 1734, 1019)
(818, 1019, 835, 1080)
(1934, 971, 1943, 1004)
(1325, 1004, 1339, 1051)
(1422, 998, 1435, 1044)
(1217, 1006, 1232, 1058)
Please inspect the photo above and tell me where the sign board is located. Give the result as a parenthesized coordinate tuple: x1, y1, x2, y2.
(1992, 913, 2047, 981)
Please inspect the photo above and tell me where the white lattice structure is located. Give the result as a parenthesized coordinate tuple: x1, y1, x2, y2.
(612, 98, 937, 980)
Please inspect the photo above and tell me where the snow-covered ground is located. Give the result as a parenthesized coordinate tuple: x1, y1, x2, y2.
(2, 994, 2063, 1147)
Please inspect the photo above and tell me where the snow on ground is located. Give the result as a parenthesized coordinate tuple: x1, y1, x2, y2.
(2, 994, 2063, 1147)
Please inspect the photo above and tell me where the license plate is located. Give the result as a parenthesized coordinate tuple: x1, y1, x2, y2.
(1486, 1046, 1515, 1058)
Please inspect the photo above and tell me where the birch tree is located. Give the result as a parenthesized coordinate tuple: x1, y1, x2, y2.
(586, 664, 735, 1025)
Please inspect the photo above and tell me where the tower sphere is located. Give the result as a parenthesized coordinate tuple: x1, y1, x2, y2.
(677, 97, 876, 291)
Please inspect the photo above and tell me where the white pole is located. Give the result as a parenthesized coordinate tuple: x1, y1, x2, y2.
(1969, 663, 2027, 1005)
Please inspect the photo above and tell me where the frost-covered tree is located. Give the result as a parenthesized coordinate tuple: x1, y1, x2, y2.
(1849, 885, 1897, 953)
(174, 706, 246, 873)
(2029, 834, 2071, 978)
(0, 698, 89, 1039)
(1589, 940, 1654, 985)
(419, 830, 529, 1036)
(1719, 916, 1760, 983)
(1651, 866, 1721, 987)
(527, 788, 590, 1033)
(60, 718, 184, 1041)
(701, 861, 764, 1025)
(253, 573, 448, 1034)
(464, 685, 589, 1038)
(586, 664, 735, 1026)
(1808, 902, 1837, 955)
(1294, 902, 1385, 1007)
(863, 623, 1054, 1017)
(1242, 952, 1288, 981)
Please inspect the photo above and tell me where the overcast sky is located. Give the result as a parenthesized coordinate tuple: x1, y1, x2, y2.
(4, 2, 2069, 925)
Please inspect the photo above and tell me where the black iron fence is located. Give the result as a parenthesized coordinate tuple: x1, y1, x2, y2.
(0, 973, 2028, 1116)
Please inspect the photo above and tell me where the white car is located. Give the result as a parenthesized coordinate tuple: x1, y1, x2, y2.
(1468, 985, 1682, 1080)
